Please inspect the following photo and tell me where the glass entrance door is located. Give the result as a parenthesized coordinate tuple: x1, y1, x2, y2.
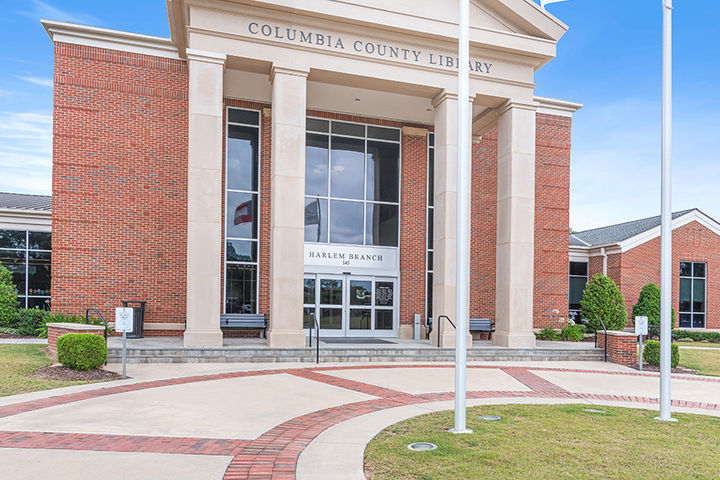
(303, 274, 397, 337)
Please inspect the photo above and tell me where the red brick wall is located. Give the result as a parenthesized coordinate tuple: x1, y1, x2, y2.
(51, 43, 188, 335)
(46, 324, 105, 360)
(596, 331, 638, 366)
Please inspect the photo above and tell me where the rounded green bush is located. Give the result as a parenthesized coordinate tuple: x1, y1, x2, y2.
(580, 274, 627, 331)
(643, 340, 679, 368)
(631, 283, 676, 327)
(57, 333, 108, 370)
(0, 263, 18, 328)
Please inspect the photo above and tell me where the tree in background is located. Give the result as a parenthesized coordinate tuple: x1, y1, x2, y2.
(631, 283, 676, 327)
(0, 263, 18, 327)
(580, 274, 627, 331)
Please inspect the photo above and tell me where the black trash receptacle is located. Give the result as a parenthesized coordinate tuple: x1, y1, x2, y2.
(122, 300, 147, 339)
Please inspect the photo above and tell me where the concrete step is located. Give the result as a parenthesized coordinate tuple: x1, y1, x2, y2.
(107, 346, 604, 363)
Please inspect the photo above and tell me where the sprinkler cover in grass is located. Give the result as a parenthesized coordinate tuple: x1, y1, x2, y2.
(407, 442, 438, 452)
(478, 415, 503, 421)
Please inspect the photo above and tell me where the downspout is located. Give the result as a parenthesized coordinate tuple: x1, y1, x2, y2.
(601, 247, 608, 276)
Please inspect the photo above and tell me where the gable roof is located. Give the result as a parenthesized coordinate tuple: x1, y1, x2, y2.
(570, 208, 720, 249)
(0, 192, 52, 212)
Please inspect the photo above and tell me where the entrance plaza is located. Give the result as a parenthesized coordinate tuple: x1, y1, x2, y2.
(1, 360, 719, 479)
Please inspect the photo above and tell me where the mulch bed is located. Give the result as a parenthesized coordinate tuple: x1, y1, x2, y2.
(630, 364, 698, 375)
(0, 332, 36, 339)
(29, 365, 123, 382)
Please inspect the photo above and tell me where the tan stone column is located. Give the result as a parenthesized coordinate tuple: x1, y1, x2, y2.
(494, 100, 538, 348)
(429, 92, 472, 348)
(184, 49, 226, 348)
(267, 66, 309, 348)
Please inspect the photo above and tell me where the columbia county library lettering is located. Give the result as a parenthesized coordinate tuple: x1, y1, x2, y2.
(42, 0, 583, 348)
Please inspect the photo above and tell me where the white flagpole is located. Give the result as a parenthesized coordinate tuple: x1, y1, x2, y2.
(452, 0, 472, 435)
(658, 0, 674, 422)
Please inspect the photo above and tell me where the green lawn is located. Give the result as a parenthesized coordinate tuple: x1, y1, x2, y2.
(0, 344, 85, 397)
(365, 404, 720, 480)
(677, 341, 720, 349)
(679, 348, 720, 376)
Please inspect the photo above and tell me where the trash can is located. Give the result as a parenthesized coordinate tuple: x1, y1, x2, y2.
(121, 300, 147, 339)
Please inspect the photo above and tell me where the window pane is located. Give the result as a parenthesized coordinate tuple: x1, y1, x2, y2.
(365, 203, 398, 246)
(427, 209, 434, 249)
(349, 309, 371, 329)
(426, 272, 433, 318)
(28, 232, 51, 250)
(304, 198, 328, 242)
(28, 251, 50, 295)
(305, 134, 329, 196)
(428, 133, 435, 147)
(228, 108, 258, 125)
(569, 262, 588, 277)
(227, 125, 259, 192)
(331, 121, 365, 137)
(679, 313, 691, 328)
(680, 262, 692, 277)
(375, 310, 393, 330)
(0, 249, 25, 293)
(307, 118, 329, 133)
(226, 192, 257, 239)
(329, 200, 363, 245)
(367, 125, 399, 142)
(427, 251, 433, 272)
(27, 297, 50, 310)
(226, 240, 257, 262)
(366, 141, 399, 203)
(694, 262, 706, 278)
(0, 230, 25, 249)
(330, 137, 364, 200)
(428, 148, 434, 205)
(320, 279, 343, 305)
(303, 307, 315, 328)
(225, 264, 257, 314)
(679, 278, 691, 312)
(569, 277, 587, 310)
(693, 314, 705, 329)
(375, 281, 394, 307)
(349, 280, 372, 306)
(304, 278, 316, 304)
(693, 279, 705, 312)
(319, 308, 342, 329)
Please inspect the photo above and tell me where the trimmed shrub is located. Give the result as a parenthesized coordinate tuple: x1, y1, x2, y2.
(57, 333, 107, 370)
(673, 330, 720, 343)
(14, 308, 50, 336)
(643, 340, 679, 368)
(0, 263, 18, 328)
(631, 283, 676, 327)
(560, 325, 584, 342)
(536, 327, 559, 340)
(580, 274, 627, 331)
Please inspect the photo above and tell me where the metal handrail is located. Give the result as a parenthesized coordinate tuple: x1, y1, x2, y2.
(86, 308, 108, 366)
(307, 313, 320, 364)
(438, 315, 456, 330)
(595, 318, 608, 363)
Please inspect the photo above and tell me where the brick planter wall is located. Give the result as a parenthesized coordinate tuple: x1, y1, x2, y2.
(596, 330, 638, 366)
(46, 323, 106, 361)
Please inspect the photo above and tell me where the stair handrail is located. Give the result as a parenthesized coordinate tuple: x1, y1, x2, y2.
(438, 315, 456, 330)
(86, 308, 108, 365)
(307, 312, 320, 364)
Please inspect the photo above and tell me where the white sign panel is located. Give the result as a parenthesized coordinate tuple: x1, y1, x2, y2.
(634, 316, 648, 336)
(304, 244, 398, 272)
(115, 307, 134, 333)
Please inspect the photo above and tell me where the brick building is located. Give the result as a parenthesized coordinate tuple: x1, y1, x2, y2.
(40, 0, 583, 349)
(569, 209, 720, 329)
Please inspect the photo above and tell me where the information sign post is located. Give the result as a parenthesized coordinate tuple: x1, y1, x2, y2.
(635, 316, 649, 371)
(115, 307, 134, 379)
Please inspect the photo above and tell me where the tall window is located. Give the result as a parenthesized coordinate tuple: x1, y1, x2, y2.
(304, 118, 400, 246)
(0, 230, 51, 308)
(679, 261, 706, 328)
(426, 133, 434, 321)
(569, 261, 588, 314)
(225, 108, 260, 314)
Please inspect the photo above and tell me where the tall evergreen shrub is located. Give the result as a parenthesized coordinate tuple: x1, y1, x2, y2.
(580, 274, 627, 331)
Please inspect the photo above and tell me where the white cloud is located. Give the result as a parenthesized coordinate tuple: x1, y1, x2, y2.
(0, 112, 52, 195)
(16, 76, 53, 88)
(17, 0, 102, 26)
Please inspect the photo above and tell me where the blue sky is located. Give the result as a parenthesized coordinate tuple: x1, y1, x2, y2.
(0, 0, 718, 231)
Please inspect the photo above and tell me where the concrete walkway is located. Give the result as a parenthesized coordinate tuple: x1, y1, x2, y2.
(0, 361, 718, 480)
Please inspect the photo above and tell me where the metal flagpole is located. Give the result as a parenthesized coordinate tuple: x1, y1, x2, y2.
(658, 0, 674, 422)
(452, 0, 472, 435)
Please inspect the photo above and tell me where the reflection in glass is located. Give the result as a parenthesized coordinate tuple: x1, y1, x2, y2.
(365, 141, 399, 203)
(29, 232, 51, 250)
(365, 203, 398, 246)
(331, 121, 365, 137)
(0, 230, 25, 249)
(320, 308, 342, 329)
(679, 278, 691, 312)
(27, 297, 50, 309)
(304, 197, 327, 242)
(303, 307, 315, 329)
(0, 249, 25, 292)
(427, 209, 434, 249)
(228, 108, 259, 125)
(349, 309, 372, 329)
(569, 262, 588, 277)
(307, 118, 329, 133)
(693, 279, 705, 312)
(330, 201, 363, 245)
(304, 277, 316, 304)
(426, 272, 433, 319)
(226, 240, 256, 262)
(28, 251, 50, 294)
(694, 263, 706, 278)
(225, 264, 257, 314)
(350, 281, 372, 306)
(306, 134, 329, 196)
(680, 262, 692, 277)
(227, 125, 259, 192)
(375, 310, 393, 330)
(679, 313, 691, 328)
(693, 314, 705, 328)
(375, 282, 394, 307)
(427, 147, 434, 205)
(367, 125, 399, 142)
(226, 191, 258, 239)
(330, 137, 364, 200)
(320, 279, 343, 305)
(569, 277, 587, 311)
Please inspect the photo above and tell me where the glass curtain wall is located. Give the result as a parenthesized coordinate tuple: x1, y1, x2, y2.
(304, 118, 400, 247)
(0, 230, 51, 308)
(679, 261, 706, 328)
(568, 261, 588, 315)
(225, 108, 261, 314)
